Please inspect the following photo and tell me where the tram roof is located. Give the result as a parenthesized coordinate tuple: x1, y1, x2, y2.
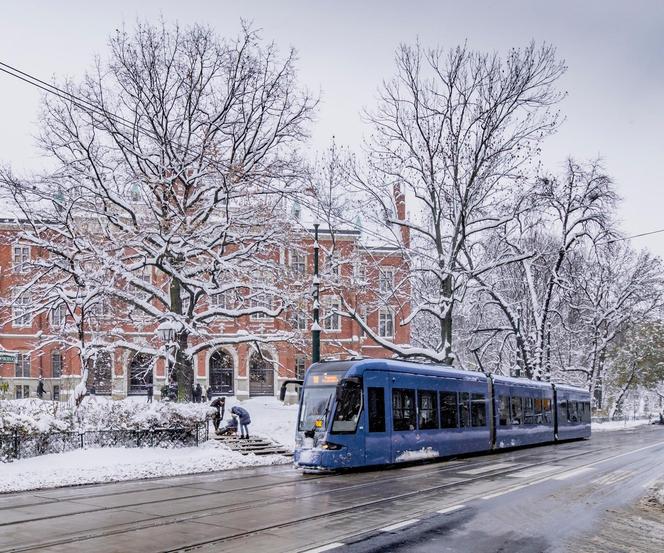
(309, 358, 588, 393)
(309, 358, 487, 382)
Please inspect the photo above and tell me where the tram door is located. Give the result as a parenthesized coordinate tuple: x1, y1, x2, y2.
(364, 372, 390, 466)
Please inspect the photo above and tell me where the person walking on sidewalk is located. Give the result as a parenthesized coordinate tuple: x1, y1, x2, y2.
(36, 377, 45, 399)
(146, 385, 153, 403)
(231, 405, 251, 439)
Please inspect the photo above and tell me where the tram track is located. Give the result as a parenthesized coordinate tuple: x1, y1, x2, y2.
(0, 441, 601, 530)
(0, 441, 620, 553)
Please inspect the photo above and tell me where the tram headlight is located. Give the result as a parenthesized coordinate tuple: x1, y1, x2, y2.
(319, 441, 342, 450)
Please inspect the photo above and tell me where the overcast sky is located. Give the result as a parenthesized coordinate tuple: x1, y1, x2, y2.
(1, 1, 663, 255)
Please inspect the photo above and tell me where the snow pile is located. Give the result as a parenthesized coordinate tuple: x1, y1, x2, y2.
(0, 440, 291, 493)
(395, 447, 439, 463)
(591, 419, 652, 432)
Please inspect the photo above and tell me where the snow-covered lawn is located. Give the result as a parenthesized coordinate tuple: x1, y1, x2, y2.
(0, 396, 299, 493)
(591, 419, 653, 432)
(0, 441, 291, 493)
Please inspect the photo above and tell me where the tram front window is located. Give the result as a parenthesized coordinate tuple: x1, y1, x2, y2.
(298, 387, 334, 431)
(331, 379, 363, 433)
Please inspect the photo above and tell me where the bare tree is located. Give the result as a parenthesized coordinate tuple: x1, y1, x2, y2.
(2, 21, 316, 401)
(349, 41, 566, 362)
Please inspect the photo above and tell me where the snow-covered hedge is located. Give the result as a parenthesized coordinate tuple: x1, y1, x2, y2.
(0, 397, 212, 435)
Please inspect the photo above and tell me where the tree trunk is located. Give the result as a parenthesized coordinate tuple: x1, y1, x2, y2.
(442, 274, 453, 363)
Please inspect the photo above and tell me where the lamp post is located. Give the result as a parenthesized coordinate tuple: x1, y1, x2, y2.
(156, 320, 177, 388)
(311, 219, 321, 364)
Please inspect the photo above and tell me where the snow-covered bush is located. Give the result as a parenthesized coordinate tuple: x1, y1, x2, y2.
(0, 397, 212, 435)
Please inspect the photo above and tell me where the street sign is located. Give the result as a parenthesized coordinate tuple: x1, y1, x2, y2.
(0, 352, 17, 363)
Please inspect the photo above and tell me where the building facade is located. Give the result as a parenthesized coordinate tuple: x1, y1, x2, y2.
(0, 209, 411, 400)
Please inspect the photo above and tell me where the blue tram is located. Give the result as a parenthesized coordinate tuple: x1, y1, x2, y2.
(293, 359, 591, 471)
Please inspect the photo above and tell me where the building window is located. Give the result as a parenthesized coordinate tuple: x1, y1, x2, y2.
(130, 269, 152, 301)
(251, 293, 272, 320)
(52, 350, 63, 378)
(52, 385, 60, 401)
(13, 293, 32, 327)
(323, 298, 341, 331)
(291, 251, 306, 276)
(12, 245, 30, 273)
(359, 307, 368, 337)
(89, 299, 109, 318)
(378, 269, 394, 294)
(15, 353, 30, 378)
(15, 385, 30, 399)
(51, 303, 67, 327)
(378, 309, 394, 338)
(293, 310, 307, 331)
(210, 290, 238, 312)
(292, 201, 301, 220)
(295, 355, 307, 380)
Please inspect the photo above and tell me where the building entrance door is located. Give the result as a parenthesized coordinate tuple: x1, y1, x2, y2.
(209, 350, 234, 395)
(249, 351, 274, 396)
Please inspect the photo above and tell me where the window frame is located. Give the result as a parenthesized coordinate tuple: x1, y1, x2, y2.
(12, 293, 32, 328)
(12, 244, 30, 273)
(378, 308, 394, 338)
(378, 268, 395, 295)
(439, 390, 459, 429)
(368, 387, 386, 433)
(417, 389, 439, 430)
(392, 388, 417, 431)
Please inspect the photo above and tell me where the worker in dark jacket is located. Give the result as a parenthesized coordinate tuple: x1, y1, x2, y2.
(219, 415, 238, 436)
(194, 383, 203, 403)
(206, 386, 212, 401)
(231, 405, 251, 439)
(210, 397, 225, 432)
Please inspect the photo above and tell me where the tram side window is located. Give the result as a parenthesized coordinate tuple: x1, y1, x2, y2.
(511, 396, 523, 425)
(459, 392, 471, 428)
(542, 398, 552, 423)
(470, 394, 486, 427)
(418, 390, 439, 430)
(440, 391, 458, 428)
(523, 397, 535, 425)
(392, 388, 416, 431)
(368, 387, 386, 433)
(560, 400, 569, 423)
(499, 395, 511, 426)
(568, 401, 579, 424)
(584, 401, 592, 423)
(534, 398, 543, 424)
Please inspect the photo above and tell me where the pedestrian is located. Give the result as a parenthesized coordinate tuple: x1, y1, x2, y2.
(36, 377, 45, 399)
(206, 386, 212, 402)
(218, 415, 238, 436)
(146, 384, 153, 403)
(210, 396, 225, 433)
(195, 383, 202, 403)
(231, 405, 251, 439)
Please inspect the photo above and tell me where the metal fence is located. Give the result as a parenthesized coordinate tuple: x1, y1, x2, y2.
(0, 421, 210, 462)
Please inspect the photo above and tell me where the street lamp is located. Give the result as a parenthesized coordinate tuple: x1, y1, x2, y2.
(156, 320, 178, 384)
(311, 217, 321, 364)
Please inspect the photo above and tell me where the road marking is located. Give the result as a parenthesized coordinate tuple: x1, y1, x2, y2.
(510, 465, 560, 478)
(458, 462, 516, 475)
(552, 467, 594, 480)
(302, 544, 345, 553)
(403, 460, 464, 471)
(379, 518, 420, 532)
(437, 504, 465, 514)
(482, 484, 530, 500)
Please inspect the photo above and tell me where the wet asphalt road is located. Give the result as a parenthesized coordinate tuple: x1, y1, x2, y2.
(0, 425, 663, 552)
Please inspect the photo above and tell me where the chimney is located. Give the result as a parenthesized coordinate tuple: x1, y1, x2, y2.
(393, 182, 410, 248)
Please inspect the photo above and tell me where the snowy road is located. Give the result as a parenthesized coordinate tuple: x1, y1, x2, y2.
(0, 425, 663, 552)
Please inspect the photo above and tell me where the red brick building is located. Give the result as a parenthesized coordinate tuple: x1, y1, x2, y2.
(0, 207, 411, 400)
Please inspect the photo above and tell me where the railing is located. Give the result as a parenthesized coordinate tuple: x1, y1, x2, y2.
(0, 421, 210, 462)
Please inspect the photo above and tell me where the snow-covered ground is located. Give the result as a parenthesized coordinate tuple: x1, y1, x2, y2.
(591, 418, 652, 432)
(0, 396, 299, 493)
(0, 441, 291, 493)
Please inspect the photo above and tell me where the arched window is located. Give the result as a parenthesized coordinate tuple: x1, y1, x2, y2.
(209, 350, 234, 395)
(249, 351, 274, 396)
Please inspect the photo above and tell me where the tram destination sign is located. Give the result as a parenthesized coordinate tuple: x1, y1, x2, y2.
(0, 352, 17, 363)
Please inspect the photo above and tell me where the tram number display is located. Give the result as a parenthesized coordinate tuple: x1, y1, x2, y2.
(310, 373, 341, 385)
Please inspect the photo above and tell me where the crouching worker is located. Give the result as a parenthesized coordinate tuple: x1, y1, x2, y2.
(231, 405, 251, 439)
(218, 415, 239, 436)
(210, 397, 226, 433)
